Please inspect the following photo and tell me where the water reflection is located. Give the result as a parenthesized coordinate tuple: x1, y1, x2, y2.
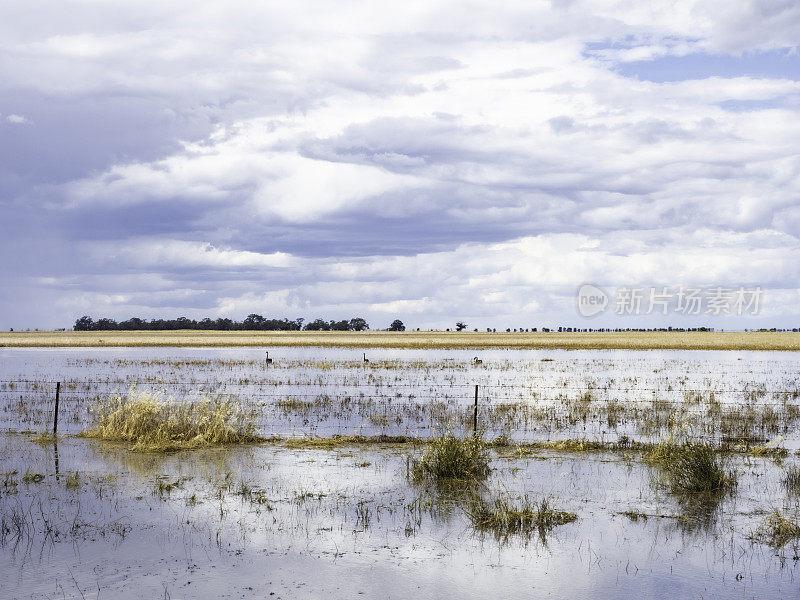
(2, 424, 800, 598)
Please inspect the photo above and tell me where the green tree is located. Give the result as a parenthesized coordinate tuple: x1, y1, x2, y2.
(348, 317, 369, 331)
(330, 319, 350, 331)
(304, 318, 331, 331)
(74, 316, 94, 331)
(389, 319, 405, 331)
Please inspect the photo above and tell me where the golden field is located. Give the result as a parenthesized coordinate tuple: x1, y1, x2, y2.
(1, 330, 799, 350)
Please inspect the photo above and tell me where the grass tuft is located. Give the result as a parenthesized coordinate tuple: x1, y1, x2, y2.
(646, 440, 736, 498)
(467, 494, 576, 538)
(750, 446, 789, 458)
(65, 471, 80, 489)
(412, 433, 490, 483)
(751, 511, 800, 547)
(80, 388, 263, 451)
(784, 465, 800, 496)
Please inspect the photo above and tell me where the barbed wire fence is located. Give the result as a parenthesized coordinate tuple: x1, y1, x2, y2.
(2, 376, 800, 445)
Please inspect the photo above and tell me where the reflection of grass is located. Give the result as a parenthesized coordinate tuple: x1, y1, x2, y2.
(3, 330, 800, 350)
(81, 389, 262, 451)
(784, 465, 800, 495)
(751, 511, 800, 547)
(467, 494, 576, 539)
(30, 432, 56, 445)
(412, 433, 490, 483)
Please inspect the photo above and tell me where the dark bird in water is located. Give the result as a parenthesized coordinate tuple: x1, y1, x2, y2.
(363, 352, 369, 364)
(265, 351, 273, 365)
(472, 356, 483, 365)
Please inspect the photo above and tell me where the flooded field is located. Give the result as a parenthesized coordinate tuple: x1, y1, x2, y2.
(2, 347, 800, 598)
(2, 347, 800, 446)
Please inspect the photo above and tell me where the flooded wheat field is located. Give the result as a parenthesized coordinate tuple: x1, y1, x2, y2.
(2, 347, 800, 598)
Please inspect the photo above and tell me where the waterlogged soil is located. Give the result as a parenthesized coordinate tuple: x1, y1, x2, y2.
(1, 433, 799, 599)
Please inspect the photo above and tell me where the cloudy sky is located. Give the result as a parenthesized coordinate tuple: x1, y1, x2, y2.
(1, 0, 799, 331)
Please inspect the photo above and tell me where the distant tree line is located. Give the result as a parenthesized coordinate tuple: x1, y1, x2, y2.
(73, 315, 370, 332)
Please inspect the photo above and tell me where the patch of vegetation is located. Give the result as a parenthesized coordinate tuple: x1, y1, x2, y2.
(619, 509, 694, 523)
(22, 470, 44, 484)
(30, 432, 56, 445)
(412, 433, 490, 483)
(489, 434, 513, 448)
(80, 389, 263, 451)
(750, 445, 789, 458)
(646, 441, 736, 499)
(232, 480, 273, 508)
(154, 477, 186, 497)
(467, 494, 576, 539)
(751, 511, 800, 548)
(784, 465, 800, 496)
(283, 434, 412, 449)
(65, 471, 80, 489)
(621, 510, 648, 522)
(1, 470, 18, 496)
(542, 438, 643, 452)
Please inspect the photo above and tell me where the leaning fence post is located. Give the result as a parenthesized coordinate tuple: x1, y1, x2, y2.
(473, 384, 478, 434)
(53, 381, 60, 436)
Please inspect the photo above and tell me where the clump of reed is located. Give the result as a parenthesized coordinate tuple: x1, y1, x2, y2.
(411, 432, 490, 483)
(81, 388, 262, 451)
(750, 445, 789, 458)
(646, 440, 736, 499)
(751, 511, 800, 548)
(467, 494, 577, 539)
(783, 465, 800, 495)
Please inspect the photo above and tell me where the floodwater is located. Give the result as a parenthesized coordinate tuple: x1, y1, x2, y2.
(2, 347, 800, 598)
(1, 347, 799, 444)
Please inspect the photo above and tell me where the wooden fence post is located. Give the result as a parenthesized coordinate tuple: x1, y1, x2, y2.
(53, 381, 60, 436)
(473, 384, 478, 434)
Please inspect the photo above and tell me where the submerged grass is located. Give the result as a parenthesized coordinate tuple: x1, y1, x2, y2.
(80, 389, 263, 451)
(412, 433, 490, 483)
(646, 440, 736, 499)
(467, 494, 577, 539)
(784, 465, 800, 495)
(283, 434, 415, 449)
(750, 445, 789, 458)
(751, 511, 800, 548)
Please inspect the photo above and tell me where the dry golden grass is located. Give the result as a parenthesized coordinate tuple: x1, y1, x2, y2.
(411, 433, 491, 482)
(80, 389, 263, 451)
(2, 330, 799, 350)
